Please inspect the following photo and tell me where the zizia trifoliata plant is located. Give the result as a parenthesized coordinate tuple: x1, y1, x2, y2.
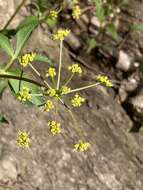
(0, 0, 113, 152)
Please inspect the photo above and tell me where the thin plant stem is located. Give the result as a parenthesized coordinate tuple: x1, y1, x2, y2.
(31, 94, 43, 96)
(66, 82, 100, 94)
(63, 73, 74, 86)
(3, 0, 27, 30)
(29, 63, 52, 89)
(56, 40, 63, 89)
(52, 77, 56, 88)
(0, 74, 44, 87)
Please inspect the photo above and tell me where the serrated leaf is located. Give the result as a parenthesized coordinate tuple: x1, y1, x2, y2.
(0, 79, 8, 97)
(34, 54, 53, 65)
(0, 33, 14, 57)
(0, 114, 9, 124)
(133, 24, 143, 32)
(14, 21, 39, 58)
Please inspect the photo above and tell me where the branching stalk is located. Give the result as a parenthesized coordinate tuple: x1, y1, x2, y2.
(57, 40, 63, 89)
(63, 73, 74, 86)
(66, 82, 100, 94)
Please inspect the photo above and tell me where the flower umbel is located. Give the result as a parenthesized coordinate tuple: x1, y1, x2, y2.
(53, 29, 70, 41)
(19, 52, 36, 67)
(68, 64, 82, 74)
(96, 75, 113, 87)
(49, 10, 58, 20)
(44, 100, 54, 112)
(18, 87, 31, 102)
(71, 94, 85, 107)
(74, 140, 91, 152)
(72, 5, 81, 19)
(46, 67, 56, 78)
(47, 88, 57, 97)
(17, 131, 30, 148)
(48, 121, 61, 135)
(61, 86, 71, 95)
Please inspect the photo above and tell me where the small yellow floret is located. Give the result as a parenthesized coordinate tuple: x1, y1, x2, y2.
(68, 64, 82, 74)
(46, 67, 56, 78)
(72, 5, 81, 19)
(61, 86, 71, 95)
(96, 75, 113, 87)
(18, 87, 31, 102)
(19, 52, 36, 67)
(47, 88, 57, 97)
(48, 121, 61, 135)
(49, 10, 58, 20)
(17, 131, 30, 148)
(44, 100, 54, 112)
(74, 140, 91, 152)
(71, 94, 85, 107)
(53, 29, 70, 41)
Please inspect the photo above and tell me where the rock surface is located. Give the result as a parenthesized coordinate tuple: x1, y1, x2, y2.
(0, 0, 143, 190)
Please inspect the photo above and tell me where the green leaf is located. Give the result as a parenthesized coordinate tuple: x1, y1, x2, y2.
(86, 38, 97, 53)
(17, 16, 39, 30)
(132, 24, 143, 32)
(0, 114, 9, 124)
(8, 74, 45, 106)
(14, 20, 39, 58)
(106, 24, 118, 39)
(93, 0, 105, 23)
(0, 33, 14, 57)
(34, 54, 53, 65)
(0, 80, 8, 97)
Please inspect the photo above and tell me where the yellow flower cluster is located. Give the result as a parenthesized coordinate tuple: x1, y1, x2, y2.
(61, 86, 71, 95)
(48, 121, 61, 135)
(46, 67, 56, 78)
(53, 29, 70, 41)
(44, 100, 54, 112)
(18, 87, 31, 102)
(71, 94, 85, 107)
(68, 64, 82, 74)
(19, 52, 36, 67)
(17, 131, 30, 148)
(96, 75, 113, 87)
(74, 140, 91, 152)
(47, 88, 57, 97)
(49, 10, 58, 20)
(72, 5, 81, 19)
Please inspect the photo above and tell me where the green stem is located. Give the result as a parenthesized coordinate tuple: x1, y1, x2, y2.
(0, 74, 44, 87)
(67, 82, 100, 94)
(29, 63, 52, 89)
(31, 94, 43, 96)
(56, 40, 63, 89)
(63, 73, 74, 86)
(3, 0, 27, 30)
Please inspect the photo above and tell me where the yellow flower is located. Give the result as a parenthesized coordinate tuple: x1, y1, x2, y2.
(96, 75, 113, 87)
(18, 87, 31, 102)
(19, 52, 36, 67)
(44, 100, 54, 112)
(61, 86, 71, 95)
(68, 64, 82, 74)
(74, 140, 91, 152)
(49, 10, 58, 20)
(71, 94, 85, 107)
(47, 88, 57, 97)
(17, 130, 30, 148)
(72, 5, 81, 19)
(48, 121, 61, 135)
(52, 29, 70, 41)
(46, 67, 56, 78)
